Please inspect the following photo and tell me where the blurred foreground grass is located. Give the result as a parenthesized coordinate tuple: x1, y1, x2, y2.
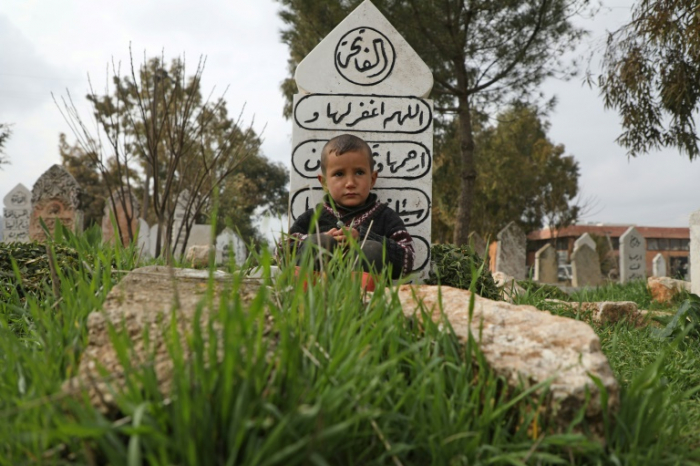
(0, 232, 699, 465)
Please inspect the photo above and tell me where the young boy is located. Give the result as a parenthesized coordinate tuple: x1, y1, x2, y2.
(285, 134, 415, 279)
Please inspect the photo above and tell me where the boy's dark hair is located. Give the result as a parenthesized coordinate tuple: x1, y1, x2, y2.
(320, 134, 375, 174)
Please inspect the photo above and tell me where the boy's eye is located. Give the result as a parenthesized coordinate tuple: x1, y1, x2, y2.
(355, 170, 365, 175)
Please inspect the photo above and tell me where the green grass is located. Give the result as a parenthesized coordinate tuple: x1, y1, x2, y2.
(1, 233, 700, 464)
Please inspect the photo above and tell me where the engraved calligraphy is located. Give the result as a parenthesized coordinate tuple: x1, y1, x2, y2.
(335, 27, 395, 86)
(292, 139, 431, 179)
(294, 94, 432, 133)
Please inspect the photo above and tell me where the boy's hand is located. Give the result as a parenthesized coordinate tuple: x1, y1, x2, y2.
(326, 227, 359, 243)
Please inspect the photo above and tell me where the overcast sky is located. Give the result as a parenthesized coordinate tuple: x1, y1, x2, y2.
(0, 0, 698, 240)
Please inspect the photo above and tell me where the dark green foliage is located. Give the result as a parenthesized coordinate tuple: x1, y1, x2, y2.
(425, 244, 500, 300)
(0, 242, 84, 302)
(600, 0, 700, 159)
(654, 294, 700, 340)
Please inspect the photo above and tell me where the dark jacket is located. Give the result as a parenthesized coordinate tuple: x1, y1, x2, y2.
(285, 193, 415, 277)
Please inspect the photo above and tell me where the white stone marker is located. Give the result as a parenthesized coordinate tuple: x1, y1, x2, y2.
(619, 226, 646, 283)
(290, 0, 434, 280)
(137, 218, 151, 258)
(216, 227, 247, 266)
(574, 233, 596, 253)
(3, 183, 31, 243)
(652, 253, 667, 277)
(690, 209, 700, 295)
(534, 243, 558, 283)
(149, 223, 160, 258)
(495, 222, 527, 280)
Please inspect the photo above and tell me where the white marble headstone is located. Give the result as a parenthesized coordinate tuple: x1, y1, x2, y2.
(290, 0, 434, 280)
(137, 218, 151, 258)
(619, 226, 646, 283)
(216, 227, 247, 266)
(3, 183, 31, 243)
(534, 243, 557, 284)
(651, 253, 667, 277)
(573, 233, 596, 253)
(690, 209, 700, 295)
(495, 221, 527, 280)
(149, 223, 160, 258)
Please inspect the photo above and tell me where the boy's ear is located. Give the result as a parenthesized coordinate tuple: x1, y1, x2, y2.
(317, 173, 327, 191)
(370, 170, 378, 188)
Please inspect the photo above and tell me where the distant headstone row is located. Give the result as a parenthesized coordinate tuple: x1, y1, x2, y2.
(1, 164, 247, 266)
(1, 165, 83, 242)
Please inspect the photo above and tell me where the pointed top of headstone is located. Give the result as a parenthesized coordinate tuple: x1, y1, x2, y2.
(619, 226, 642, 243)
(31, 164, 82, 208)
(574, 232, 596, 252)
(497, 221, 524, 240)
(691, 208, 700, 224)
(3, 183, 31, 208)
(294, 0, 433, 97)
(652, 253, 667, 277)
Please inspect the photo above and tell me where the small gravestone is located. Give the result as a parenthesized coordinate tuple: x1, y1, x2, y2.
(534, 244, 558, 283)
(137, 218, 150, 257)
(619, 226, 646, 283)
(690, 209, 700, 295)
(102, 190, 140, 246)
(495, 222, 527, 280)
(3, 183, 31, 243)
(469, 231, 488, 259)
(289, 0, 434, 280)
(652, 253, 667, 277)
(172, 189, 192, 256)
(149, 223, 160, 258)
(571, 244, 603, 287)
(216, 227, 247, 266)
(574, 233, 596, 252)
(29, 165, 83, 241)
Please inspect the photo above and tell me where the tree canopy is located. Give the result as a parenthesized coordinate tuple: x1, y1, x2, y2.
(600, 0, 700, 159)
(432, 104, 581, 242)
(57, 53, 288, 251)
(278, 0, 589, 244)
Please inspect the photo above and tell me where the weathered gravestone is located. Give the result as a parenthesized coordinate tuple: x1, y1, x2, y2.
(3, 183, 31, 243)
(534, 243, 558, 284)
(571, 244, 603, 287)
(495, 222, 527, 280)
(690, 209, 700, 295)
(652, 253, 667, 278)
(574, 233, 596, 253)
(216, 227, 247, 266)
(171, 189, 191, 256)
(149, 223, 160, 258)
(102, 190, 140, 246)
(289, 0, 434, 280)
(29, 165, 83, 241)
(619, 226, 646, 284)
(137, 218, 150, 258)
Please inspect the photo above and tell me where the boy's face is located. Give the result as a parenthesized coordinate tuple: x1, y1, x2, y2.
(318, 150, 377, 208)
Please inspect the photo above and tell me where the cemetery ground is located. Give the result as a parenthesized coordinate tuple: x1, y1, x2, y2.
(1, 228, 700, 464)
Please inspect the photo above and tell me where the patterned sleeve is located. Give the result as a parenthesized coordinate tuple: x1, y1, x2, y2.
(357, 209, 415, 278)
(276, 209, 313, 262)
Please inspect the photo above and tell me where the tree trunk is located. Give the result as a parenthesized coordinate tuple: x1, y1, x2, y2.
(453, 94, 477, 245)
